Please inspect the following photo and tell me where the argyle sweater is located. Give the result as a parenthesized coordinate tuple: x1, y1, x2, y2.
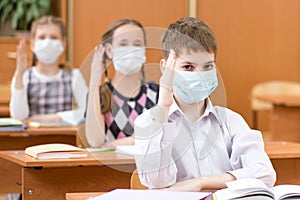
(101, 81, 159, 142)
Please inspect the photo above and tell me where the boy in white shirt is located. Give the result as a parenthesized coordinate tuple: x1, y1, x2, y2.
(134, 17, 276, 191)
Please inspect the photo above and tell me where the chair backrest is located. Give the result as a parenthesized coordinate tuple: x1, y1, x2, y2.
(130, 169, 148, 189)
(250, 80, 300, 130)
(251, 80, 300, 111)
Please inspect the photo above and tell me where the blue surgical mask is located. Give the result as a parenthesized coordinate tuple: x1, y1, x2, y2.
(173, 68, 218, 103)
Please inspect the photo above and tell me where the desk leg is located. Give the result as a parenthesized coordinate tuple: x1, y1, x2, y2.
(0, 158, 22, 193)
(271, 158, 300, 185)
(22, 165, 135, 200)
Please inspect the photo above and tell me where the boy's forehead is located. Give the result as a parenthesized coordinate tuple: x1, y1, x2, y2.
(177, 48, 215, 63)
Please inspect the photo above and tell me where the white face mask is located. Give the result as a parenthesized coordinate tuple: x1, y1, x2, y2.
(33, 39, 64, 64)
(112, 46, 146, 75)
(173, 68, 218, 103)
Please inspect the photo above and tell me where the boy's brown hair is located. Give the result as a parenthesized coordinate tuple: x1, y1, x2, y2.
(161, 17, 217, 59)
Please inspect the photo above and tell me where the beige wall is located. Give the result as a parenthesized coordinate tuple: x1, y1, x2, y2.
(196, 0, 300, 129)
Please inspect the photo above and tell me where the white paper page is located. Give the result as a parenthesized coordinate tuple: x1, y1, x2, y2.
(272, 185, 300, 200)
(115, 145, 139, 156)
(37, 152, 87, 159)
(29, 121, 73, 127)
(90, 189, 211, 200)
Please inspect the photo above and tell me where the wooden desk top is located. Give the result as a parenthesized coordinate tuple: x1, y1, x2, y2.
(0, 151, 135, 168)
(0, 141, 298, 167)
(264, 141, 300, 159)
(0, 126, 77, 136)
(253, 94, 300, 106)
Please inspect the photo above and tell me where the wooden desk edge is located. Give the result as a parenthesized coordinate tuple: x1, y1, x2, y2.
(0, 151, 135, 167)
(264, 141, 300, 159)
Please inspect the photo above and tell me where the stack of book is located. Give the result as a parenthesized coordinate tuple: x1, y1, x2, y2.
(0, 118, 25, 132)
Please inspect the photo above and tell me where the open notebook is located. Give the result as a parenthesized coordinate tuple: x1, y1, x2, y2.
(213, 178, 300, 200)
(28, 121, 73, 128)
(86, 145, 137, 156)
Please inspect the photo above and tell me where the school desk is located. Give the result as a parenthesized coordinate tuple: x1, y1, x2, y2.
(0, 151, 135, 200)
(264, 141, 300, 185)
(0, 126, 77, 150)
(254, 94, 300, 142)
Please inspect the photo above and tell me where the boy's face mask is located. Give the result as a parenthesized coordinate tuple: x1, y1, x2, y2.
(173, 68, 218, 103)
(112, 46, 146, 75)
(33, 39, 64, 64)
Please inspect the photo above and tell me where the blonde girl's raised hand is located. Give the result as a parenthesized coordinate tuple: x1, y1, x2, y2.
(14, 39, 28, 89)
(90, 44, 106, 86)
(86, 44, 106, 147)
(156, 49, 177, 122)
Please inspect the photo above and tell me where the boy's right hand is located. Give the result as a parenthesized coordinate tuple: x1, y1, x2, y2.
(158, 49, 177, 109)
(90, 44, 105, 86)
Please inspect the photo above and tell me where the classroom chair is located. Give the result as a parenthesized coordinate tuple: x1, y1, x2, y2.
(0, 83, 11, 117)
(250, 80, 300, 139)
(130, 169, 148, 189)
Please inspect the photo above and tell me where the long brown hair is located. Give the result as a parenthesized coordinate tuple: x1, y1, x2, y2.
(31, 15, 71, 71)
(100, 19, 146, 114)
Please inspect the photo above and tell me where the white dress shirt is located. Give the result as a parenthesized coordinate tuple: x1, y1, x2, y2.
(10, 67, 88, 125)
(134, 98, 276, 189)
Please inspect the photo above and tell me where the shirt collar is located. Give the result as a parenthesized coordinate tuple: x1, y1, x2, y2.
(169, 98, 222, 125)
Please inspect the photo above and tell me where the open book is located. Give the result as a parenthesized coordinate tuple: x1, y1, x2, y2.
(25, 143, 88, 159)
(213, 178, 300, 200)
(86, 145, 137, 156)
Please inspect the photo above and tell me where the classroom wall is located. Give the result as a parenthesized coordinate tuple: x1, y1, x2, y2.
(69, 0, 300, 129)
(70, 0, 188, 84)
(196, 0, 300, 129)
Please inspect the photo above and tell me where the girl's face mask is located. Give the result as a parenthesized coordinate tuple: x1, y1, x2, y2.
(33, 39, 64, 64)
(112, 46, 146, 75)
